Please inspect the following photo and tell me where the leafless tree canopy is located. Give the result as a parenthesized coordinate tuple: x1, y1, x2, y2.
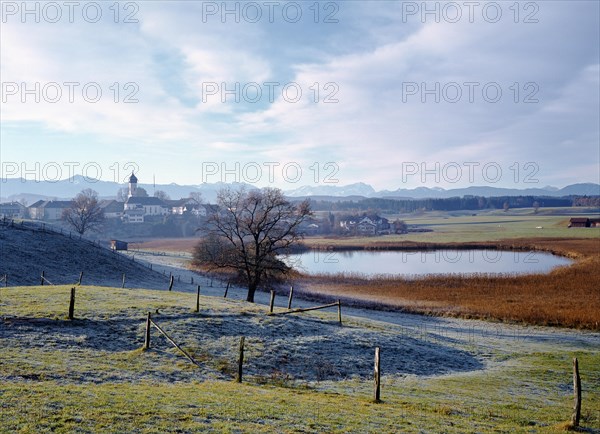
(154, 190, 171, 201)
(116, 187, 128, 202)
(62, 188, 105, 235)
(193, 187, 311, 302)
(188, 192, 203, 204)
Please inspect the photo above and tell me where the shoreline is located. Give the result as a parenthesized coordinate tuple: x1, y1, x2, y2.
(133, 237, 600, 330)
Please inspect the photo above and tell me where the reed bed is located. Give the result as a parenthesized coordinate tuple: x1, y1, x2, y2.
(299, 238, 600, 330)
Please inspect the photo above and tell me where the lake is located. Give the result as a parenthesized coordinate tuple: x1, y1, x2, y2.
(286, 250, 573, 277)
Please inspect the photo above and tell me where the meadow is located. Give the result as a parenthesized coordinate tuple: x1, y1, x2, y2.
(1, 284, 599, 432)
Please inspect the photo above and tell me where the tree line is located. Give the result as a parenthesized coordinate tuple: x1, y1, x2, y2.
(304, 195, 591, 213)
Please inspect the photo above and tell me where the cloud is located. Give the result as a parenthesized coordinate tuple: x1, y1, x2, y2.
(1, 1, 598, 189)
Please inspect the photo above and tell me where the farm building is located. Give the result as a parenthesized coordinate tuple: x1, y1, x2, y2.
(110, 240, 128, 251)
(568, 217, 600, 228)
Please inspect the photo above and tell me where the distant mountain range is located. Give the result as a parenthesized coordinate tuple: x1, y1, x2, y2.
(285, 182, 600, 200)
(0, 176, 598, 204)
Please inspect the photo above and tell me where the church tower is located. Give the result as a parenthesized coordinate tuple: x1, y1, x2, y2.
(128, 172, 138, 198)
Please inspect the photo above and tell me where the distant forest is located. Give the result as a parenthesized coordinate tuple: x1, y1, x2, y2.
(305, 195, 600, 213)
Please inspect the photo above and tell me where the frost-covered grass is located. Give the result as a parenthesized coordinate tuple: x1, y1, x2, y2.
(1, 285, 599, 432)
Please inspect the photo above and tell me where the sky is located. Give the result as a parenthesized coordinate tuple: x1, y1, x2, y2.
(1, 0, 599, 192)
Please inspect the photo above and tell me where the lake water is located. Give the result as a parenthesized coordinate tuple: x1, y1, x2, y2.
(286, 250, 572, 277)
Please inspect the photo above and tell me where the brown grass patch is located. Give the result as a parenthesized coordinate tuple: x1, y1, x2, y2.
(297, 238, 600, 330)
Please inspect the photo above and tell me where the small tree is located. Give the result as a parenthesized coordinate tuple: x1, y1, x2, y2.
(193, 187, 311, 302)
(392, 218, 408, 234)
(63, 189, 105, 235)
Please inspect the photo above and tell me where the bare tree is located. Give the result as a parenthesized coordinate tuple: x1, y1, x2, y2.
(62, 189, 105, 235)
(154, 190, 171, 201)
(193, 187, 311, 302)
(116, 187, 128, 202)
(189, 191, 203, 204)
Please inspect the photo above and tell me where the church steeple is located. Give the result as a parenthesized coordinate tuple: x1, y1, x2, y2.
(128, 172, 138, 198)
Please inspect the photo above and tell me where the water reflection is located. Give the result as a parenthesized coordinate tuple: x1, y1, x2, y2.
(286, 250, 572, 276)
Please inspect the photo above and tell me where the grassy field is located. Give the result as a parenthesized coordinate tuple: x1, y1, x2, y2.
(309, 213, 600, 246)
(1, 285, 599, 432)
(135, 212, 599, 252)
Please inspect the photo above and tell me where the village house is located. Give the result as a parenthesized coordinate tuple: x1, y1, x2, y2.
(122, 208, 145, 223)
(124, 196, 169, 217)
(340, 214, 391, 236)
(99, 200, 124, 219)
(357, 217, 377, 235)
(165, 198, 202, 215)
(195, 204, 220, 217)
(0, 201, 26, 219)
(28, 200, 73, 220)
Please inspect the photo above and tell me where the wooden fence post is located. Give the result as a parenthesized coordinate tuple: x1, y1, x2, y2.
(168, 275, 174, 291)
(269, 290, 275, 313)
(571, 357, 581, 427)
(224, 282, 230, 298)
(287, 286, 294, 309)
(143, 312, 151, 350)
(122, 273, 126, 288)
(41, 271, 45, 286)
(374, 347, 381, 403)
(68, 287, 76, 320)
(237, 336, 245, 383)
(195, 285, 201, 312)
(78, 272, 83, 285)
(337, 300, 342, 325)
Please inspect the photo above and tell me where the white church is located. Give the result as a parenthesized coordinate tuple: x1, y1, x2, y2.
(122, 173, 205, 223)
(122, 173, 169, 223)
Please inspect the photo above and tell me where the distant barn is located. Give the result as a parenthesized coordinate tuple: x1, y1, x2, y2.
(568, 218, 600, 228)
(110, 240, 128, 251)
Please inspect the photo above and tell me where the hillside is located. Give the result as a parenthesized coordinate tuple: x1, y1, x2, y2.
(0, 221, 169, 289)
